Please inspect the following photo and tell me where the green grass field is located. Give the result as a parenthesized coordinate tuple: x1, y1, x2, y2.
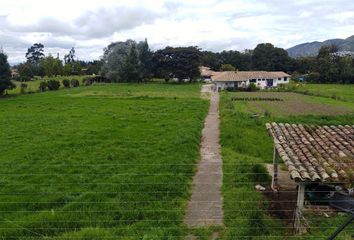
(219, 91, 354, 239)
(8, 75, 90, 95)
(0, 83, 208, 239)
(288, 83, 354, 103)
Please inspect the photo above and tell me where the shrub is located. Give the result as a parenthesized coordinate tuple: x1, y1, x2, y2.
(70, 79, 80, 87)
(306, 72, 321, 83)
(62, 79, 70, 88)
(39, 81, 47, 92)
(20, 83, 28, 94)
(247, 83, 259, 92)
(47, 80, 60, 91)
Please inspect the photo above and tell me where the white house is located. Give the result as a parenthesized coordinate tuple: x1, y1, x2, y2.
(211, 71, 291, 91)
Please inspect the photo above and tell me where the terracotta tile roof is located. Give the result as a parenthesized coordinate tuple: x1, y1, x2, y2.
(199, 66, 217, 77)
(212, 71, 290, 81)
(266, 123, 354, 183)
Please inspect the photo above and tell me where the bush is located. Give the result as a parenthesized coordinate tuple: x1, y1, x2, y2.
(39, 81, 47, 92)
(306, 72, 321, 83)
(62, 79, 70, 88)
(247, 83, 259, 92)
(20, 83, 28, 94)
(47, 80, 60, 91)
(70, 79, 80, 87)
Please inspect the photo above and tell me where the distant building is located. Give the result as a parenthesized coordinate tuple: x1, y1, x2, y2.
(211, 71, 290, 90)
(199, 66, 217, 82)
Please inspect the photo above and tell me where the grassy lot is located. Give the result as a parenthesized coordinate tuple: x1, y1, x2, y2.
(8, 75, 90, 95)
(287, 83, 354, 103)
(219, 91, 354, 239)
(0, 83, 208, 239)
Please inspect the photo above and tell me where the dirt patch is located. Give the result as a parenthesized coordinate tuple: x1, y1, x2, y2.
(230, 92, 352, 116)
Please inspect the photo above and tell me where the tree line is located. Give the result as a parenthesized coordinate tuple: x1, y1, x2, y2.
(1, 40, 354, 95)
(15, 44, 102, 81)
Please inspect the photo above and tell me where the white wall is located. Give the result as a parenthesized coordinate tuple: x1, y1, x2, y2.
(214, 77, 289, 90)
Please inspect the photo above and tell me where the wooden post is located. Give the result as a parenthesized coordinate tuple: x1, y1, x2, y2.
(271, 146, 279, 191)
(294, 183, 307, 234)
(297, 183, 305, 211)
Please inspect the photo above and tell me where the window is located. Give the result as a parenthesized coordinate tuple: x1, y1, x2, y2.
(278, 78, 281, 80)
(284, 77, 288, 81)
(250, 79, 256, 83)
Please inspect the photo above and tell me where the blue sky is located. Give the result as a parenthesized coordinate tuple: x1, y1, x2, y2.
(0, 0, 353, 64)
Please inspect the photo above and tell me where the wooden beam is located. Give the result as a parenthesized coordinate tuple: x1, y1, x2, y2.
(271, 146, 279, 191)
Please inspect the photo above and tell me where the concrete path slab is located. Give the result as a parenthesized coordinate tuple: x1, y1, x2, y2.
(184, 88, 223, 227)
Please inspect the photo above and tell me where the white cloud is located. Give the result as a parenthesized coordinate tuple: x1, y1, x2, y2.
(0, 0, 353, 64)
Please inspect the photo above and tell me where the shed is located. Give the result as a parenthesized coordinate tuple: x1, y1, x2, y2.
(265, 123, 354, 233)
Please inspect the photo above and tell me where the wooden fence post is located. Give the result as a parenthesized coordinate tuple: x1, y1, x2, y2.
(271, 146, 279, 191)
(294, 183, 307, 234)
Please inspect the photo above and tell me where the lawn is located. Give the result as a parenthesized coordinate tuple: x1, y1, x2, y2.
(288, 83, 354, 103)
(219, 91, 354, 239)
(0, 83, 209, 239)
(8, 75, 90, 95)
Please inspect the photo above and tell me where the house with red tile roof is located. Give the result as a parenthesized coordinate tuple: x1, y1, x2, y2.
(211, 70, 291, 90)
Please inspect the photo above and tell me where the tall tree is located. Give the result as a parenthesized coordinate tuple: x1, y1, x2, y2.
(252, 43, 294, 71)
(137, 38, 153, 81)
(26, 43, 45, 64)
(40, 55, 63, 77)
(101, 40, 135, 82)
(153, 46, 202, 82)
(0, 52, 15, 95)
(64, 47, 76, 64)
(101, 39, 152, 82)
(121, 44, 142, 82)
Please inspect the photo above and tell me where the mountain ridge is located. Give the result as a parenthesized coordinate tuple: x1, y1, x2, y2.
(287, 35, 354, 58)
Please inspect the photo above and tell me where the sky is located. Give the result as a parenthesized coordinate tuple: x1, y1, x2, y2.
(0, 0, 353, 64)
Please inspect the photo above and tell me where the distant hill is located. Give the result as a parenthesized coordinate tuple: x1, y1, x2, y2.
(287, 35, 354, 58)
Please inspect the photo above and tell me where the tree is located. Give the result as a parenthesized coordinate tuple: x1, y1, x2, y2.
(0, 52, 15, 95)
(220, 64, 236, 71)
(64, 47, 76, 64)
(120, 44, 142, 82)
(101, 40, 136, 82)
(252, 43, 294, 71)
(153, 46, 202, 82)
(17, 63, 34, 81)
(101, 39, 152, 82)
(26, 43, 45, 64)
(137, 38, 153, 81)
(40, 55, 63, 77)
(200, 51, 222, 71)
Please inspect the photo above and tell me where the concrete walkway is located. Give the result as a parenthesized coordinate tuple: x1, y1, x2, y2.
(184, 87, 223, 227)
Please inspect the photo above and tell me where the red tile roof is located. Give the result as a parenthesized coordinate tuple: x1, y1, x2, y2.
(212, 71, 290, 81)
(266, 123, 354, 183)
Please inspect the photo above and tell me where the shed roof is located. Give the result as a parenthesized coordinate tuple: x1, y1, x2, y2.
(266, 123, 354, 183)
(212, 71, 290, 82)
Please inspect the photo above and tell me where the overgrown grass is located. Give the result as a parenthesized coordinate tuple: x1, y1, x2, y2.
(219, 91, 354, 239)
(0, 83, 208, 239)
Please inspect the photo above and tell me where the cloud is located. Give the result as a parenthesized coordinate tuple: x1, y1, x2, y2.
(0, 0, 354, 64)
(7, 6, 161, 39)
